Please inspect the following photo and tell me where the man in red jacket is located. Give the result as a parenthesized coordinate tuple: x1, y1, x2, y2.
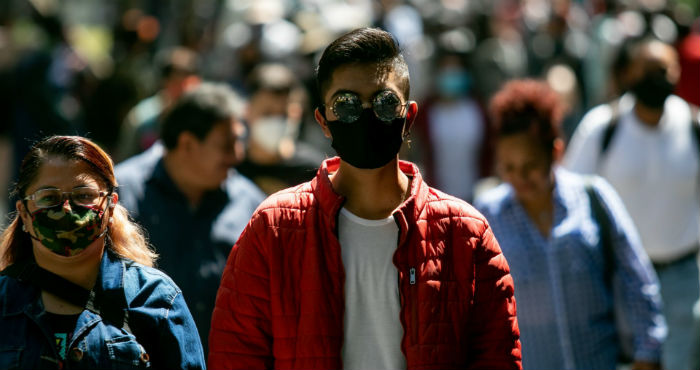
(209, 27, 522, 370)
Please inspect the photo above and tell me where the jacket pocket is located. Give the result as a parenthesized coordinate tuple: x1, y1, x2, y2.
(0, 347, 22, 370)
(105, 335, 151, 368)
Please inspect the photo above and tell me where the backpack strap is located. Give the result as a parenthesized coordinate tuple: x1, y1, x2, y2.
(599, 99, 621, 159)
(584, 180, 615, 287)
(690, 105, 700, 157)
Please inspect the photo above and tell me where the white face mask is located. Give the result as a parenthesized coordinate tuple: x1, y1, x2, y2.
(250, 116, 289, 154)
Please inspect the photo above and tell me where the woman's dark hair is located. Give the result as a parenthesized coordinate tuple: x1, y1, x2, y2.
(0, 136, 156, 268)
(489, 79, 563, 160)
(160, 83, 241, 150)
(315, 27, 410, 102)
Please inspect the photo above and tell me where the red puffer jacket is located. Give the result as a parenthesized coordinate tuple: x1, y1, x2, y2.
(209, 158, 521, 370)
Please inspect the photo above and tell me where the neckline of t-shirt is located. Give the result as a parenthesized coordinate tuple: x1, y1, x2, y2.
(339, 207, 396, 227)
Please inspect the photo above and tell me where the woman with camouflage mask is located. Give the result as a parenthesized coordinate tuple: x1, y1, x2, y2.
(0, 136, 205, 369)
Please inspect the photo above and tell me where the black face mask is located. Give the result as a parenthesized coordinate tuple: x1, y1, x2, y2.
(631, 69, 675, 109)
(326, 108, 406, 169)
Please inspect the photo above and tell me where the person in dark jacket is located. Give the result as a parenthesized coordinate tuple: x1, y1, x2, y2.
(0, 135, 205, 369)
(115, 82, 265, 352)
(209, 27, 521, 370)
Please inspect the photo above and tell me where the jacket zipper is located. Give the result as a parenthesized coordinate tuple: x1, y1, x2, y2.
(409, 267, 418, 345)
(394, 211, 419, 357)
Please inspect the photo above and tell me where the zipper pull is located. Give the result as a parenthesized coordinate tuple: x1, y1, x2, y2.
(409, 267, 416, 285)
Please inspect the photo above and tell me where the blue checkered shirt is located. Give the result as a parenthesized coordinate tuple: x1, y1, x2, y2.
(475, 168, 665, 370)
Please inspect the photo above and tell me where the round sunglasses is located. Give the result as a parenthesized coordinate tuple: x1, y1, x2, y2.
(327, 90, 408, 124)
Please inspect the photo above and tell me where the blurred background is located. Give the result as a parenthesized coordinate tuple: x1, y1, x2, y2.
(0, 0, 698, 221)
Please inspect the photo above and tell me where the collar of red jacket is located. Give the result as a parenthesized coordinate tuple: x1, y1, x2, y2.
(310, 157, 430, 241)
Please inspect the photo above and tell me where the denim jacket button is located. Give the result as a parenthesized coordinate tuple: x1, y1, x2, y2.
(140, 352, 150, 363)
(70, 347, 84, 362)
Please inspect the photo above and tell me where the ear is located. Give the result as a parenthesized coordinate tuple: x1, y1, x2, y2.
(552, 137, 565, 163)
(314, 107, 332, 139)
(177, 132, 198, 153)
(16, 200, 26, 219)
(404, 101, 418, 132)
(110, 192, 118, 208)
(16, 200, 30, 228)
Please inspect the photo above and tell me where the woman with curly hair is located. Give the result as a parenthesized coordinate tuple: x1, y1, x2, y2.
(475, 80, 665, 370)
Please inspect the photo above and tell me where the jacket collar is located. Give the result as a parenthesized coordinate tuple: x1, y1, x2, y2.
(1, 249, 127, 317)
(310, 157, 430, 237)
(2, 272, 40, 317)
(150, 158, 230, 211)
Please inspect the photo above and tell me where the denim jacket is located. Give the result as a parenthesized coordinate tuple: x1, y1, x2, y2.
(0, 249, 206, 369)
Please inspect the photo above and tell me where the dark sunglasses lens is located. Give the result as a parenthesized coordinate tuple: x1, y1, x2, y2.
(373, 91, 401, 121)
(332, 93, 362, 123)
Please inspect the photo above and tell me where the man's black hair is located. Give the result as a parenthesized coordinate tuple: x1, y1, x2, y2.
(161, 83, 241, 149)
(315, 27, 410, 102)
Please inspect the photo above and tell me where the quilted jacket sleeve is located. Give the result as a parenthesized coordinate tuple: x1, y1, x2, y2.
(467, 223, 522, 370)
(208, 215, 273, 370)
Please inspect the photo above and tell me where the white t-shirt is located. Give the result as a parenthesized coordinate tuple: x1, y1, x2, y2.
(338, 208, 406, 370)
(564, 94, 700, 262)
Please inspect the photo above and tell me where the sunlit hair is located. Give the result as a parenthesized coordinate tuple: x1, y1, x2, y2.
(489, 79, 563, 160)
(0, 136, 157, 269)
(316, 27, 410, 102)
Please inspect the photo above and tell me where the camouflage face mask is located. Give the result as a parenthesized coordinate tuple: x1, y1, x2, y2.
(30, 203, 106, 256)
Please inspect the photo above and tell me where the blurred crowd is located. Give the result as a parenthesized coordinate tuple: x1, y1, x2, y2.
(1, 0, 699, 368)
(0, 0, 698, 218)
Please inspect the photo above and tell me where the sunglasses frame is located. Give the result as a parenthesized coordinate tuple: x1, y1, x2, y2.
(327, 90, 408, 124)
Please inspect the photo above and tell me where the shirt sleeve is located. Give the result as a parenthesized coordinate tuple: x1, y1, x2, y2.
(466, 222, 522, 370)
(126, 269, 207, 370)
(593, 177, 666, 363)
(157, 292, 207, 369)
(208, 215, 273, 370)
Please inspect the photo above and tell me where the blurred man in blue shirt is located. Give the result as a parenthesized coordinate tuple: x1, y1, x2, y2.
(115, 83, 265, 351)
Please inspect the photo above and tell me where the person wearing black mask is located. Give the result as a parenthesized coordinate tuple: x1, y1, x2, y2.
(565, 38, 700, 370)
(208, 27, 521, 370)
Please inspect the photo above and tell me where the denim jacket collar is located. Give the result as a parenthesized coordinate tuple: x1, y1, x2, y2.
(1, 249, 127, 318)
(2, 271, 41, 317)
